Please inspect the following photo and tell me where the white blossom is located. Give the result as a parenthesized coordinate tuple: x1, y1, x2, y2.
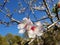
(18, 17, 44, 38)
(19, 29, 25, 34)
(18, 23, 25, 29)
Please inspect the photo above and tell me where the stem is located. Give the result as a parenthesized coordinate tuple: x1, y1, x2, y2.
(55, 4, 59, 20)
(43, 0, 53, 23)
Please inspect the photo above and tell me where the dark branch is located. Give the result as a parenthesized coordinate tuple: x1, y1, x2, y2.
(43, 0, 53, 23)
(55, 4, 59, 20)
(0, 9, 20, 25)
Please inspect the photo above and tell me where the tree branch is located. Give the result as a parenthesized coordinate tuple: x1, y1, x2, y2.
(0, 9, 20, 25)
(43, 0, 53, 23)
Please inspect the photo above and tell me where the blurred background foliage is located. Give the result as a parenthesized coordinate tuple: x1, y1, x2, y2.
(0, 27, 60, 45)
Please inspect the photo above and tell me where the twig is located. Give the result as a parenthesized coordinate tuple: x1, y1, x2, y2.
(55, 4, 59, 20)
(0, 9, 20, 24)
(28, 38, 35, 45)
(47, 20, 60, 29)
(43, 0, 53, 23)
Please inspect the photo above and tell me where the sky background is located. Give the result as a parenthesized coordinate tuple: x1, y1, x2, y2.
(0, 0, 58, 37)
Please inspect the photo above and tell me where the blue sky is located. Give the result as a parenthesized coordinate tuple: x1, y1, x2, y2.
(0, 0, 58, 37)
